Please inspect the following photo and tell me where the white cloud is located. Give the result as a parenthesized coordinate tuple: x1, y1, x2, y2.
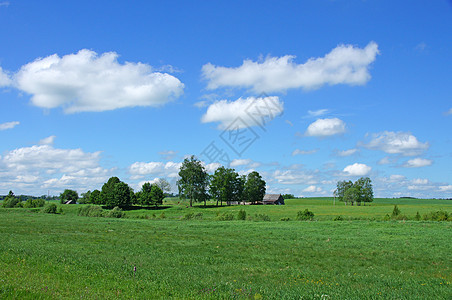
(230, 159, 252, 167)
(0, 66, 11, 87)
(343, 163, 371, 176)
(0, 121, 19, 130)
(362, 131, 429, 156)
(403, 157, 433, 168)
(389, 174, 406, 182)
(411, 178, 429, 185)
(273, 169, 317, 185)
(337, 148, 358, 157)
(201, 96, 283, 130)
(39, 135, 56, 145)
(128, 161, 182, 179)
(159, 150, 178, 160)
(292, 149, 318, 156)
(307, 109, 329, 117)
(0, 143, 111, 194)
(202, 42, 379, 93)
(303, 185, 323, 193)
(439, 185, 452, 192)
(305, 118, 346, 137)
(14, 49, 184, 113)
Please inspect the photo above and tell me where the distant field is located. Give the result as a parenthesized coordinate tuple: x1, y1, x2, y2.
(0, 198, 451, 299)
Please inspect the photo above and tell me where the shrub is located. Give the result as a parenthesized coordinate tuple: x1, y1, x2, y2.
(106, 206, 125, 218)
(237, 209, 247, 220)
(183, 212, 194, 220)
(2, 197, 20, 208)
(253, 213, 271, 222)
(78, 205, 104, 217)
(392, 205, 401, 217)
(216, 212, 234, 221)
(23, 198, 46, 208)
(43, 203, 57, 214)
(422, 210, 450, 221)
(296, 209, 314, 221)
(280, 217, 290, 221)
(333, 215, 344, 221)
(414, 211, 421, 221)
(158, 212, 166, 219)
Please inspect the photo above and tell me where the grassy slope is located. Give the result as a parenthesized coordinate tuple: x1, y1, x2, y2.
(0, 198, 451, 299)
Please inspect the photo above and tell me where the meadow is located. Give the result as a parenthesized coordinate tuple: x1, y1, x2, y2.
(0, 198, 451, 299)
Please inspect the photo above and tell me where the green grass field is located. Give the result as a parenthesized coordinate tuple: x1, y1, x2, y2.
(0, 198, 451, 299)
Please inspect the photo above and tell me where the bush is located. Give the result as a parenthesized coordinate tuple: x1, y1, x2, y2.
(2, 197, 20, 208)
(237, 209, 247, 220)
(414, 211, 421, 221)
(216, 212, 234, 221)
(253, 213, 271, 222)
(106, 206, 125, 218)
(23, 198, 46, 208)
(78, 205, 104, 217)
(296, 209, 314, 221)
(333, 215, 344, 221)
(43, 203, 57, 214)
(183, 212, 203, 220)
(280, 217, 290, 221)
(422, 210, 450, 221)
(392, 205, 401, 217)
(158, 212, 166, 219)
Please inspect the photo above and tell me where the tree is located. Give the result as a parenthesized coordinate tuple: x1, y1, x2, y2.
(89, 189, 101, 205)
(2, 191, 20, 208)
(79, 190, 91, 204)
(100, 177, 131, 208)
(244, 171, 266, 204)
(209, 167, 244, 206)
(177, 156, 210, 207)
(150, 184, 164, 207)
(60, 189, 78, 204)
(139, 182, 153, 206)
(155, 178, 171, 194)
(100, 177, 121, 205)
(335, 177, 373, 206)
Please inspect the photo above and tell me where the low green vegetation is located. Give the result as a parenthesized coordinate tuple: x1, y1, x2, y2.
(0, 197, 451, 298)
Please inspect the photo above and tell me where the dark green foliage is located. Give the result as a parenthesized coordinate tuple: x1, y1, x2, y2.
(2, 191, 19, 208)
(100, 177, 121, 205)
(281, 194, 295, 199)
(210, 167, 245, 206)
(100, 177, 131, 208)
(237, 209, 246, 220)
(422, 210, 450, 221)
(244, 171, 266, 204)
(414, 211, 421, 221)
(296, 209, 315, 221)
(392, 205, 401, 217)
(252, 213, 271, 221)
(333, 215, 344, 221)
(335, 177, 373, 205)
(150, 184, 164, 206)
(79, 191, 91, 204)
(89, 189, 101, 205)
(280, 217, 291, 221)
(60, 189, 78, 204)
(106, 206, 125, 218)
(43, 203, 57, 214)
(182, 212, 203, 220)
(177, 156, 210, 207)
(139, 183, 164, 206)
(77, 205, 104, 217)
(23, 198, 45, 208)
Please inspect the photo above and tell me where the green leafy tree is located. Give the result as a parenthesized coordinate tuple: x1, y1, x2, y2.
(60, 189, 79, 204)
(111, 182, 132, 208)
(244, 171, 266, 204)
(177, 156, 210, 207)
(100, 177, 121, 205)
(334, 180, 353, 203)
(89, 189, 101, 204)
(354, 177, 374, 205)
(2, 191, 20, 208)
(343, 186, 359, 206)
(155, 178, 171, 194)
(209, 167, 244, 206)
(335, 178, 373, 206)
(79, 190, 92, 204)
(150, 184, 164, 207)
(139, 182, 153, 206)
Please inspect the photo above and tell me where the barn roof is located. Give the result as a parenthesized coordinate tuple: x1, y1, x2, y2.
(263, 194, 282, 201)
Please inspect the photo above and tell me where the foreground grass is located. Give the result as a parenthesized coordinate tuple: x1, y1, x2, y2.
(0, 207, 451, 299)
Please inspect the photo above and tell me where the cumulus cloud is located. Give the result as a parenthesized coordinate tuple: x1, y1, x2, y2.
(0, 121, 19, 130)
(343, 163, 371, 176)
(292, 149, 318, 156)
(305, 118, 346, 137)
(201, 96, 283, 130)
(202, 42, 379, 92)
(129, 161, 181, 179)
(273, 169, 317, 185)
(439, 185, 452, 192)
(403, 157, 433, 168)
(0, 143, 111, 194)
(13, 49, 184, 113)
(362, 131, 429, 156)
(0, 66, 12, 87)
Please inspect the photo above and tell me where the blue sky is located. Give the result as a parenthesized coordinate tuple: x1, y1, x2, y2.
(0, 0, 451, 198)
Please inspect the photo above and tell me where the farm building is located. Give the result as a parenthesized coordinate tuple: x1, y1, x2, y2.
(262, 194, 285, 205)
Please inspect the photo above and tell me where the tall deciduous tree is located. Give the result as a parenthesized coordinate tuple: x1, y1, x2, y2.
(100, 177, 132, 208)
(210, 167, 244, 206)
(244, 171, 266, 204)
(335, 177, 373, 206)
(155, 178, 171, 194)
(150, 184, 164, 207)
(89, 189, 101, 204)
(177, 156, 209, 207)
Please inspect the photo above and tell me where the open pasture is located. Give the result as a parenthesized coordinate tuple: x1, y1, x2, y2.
(0, 198, 451, 299)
